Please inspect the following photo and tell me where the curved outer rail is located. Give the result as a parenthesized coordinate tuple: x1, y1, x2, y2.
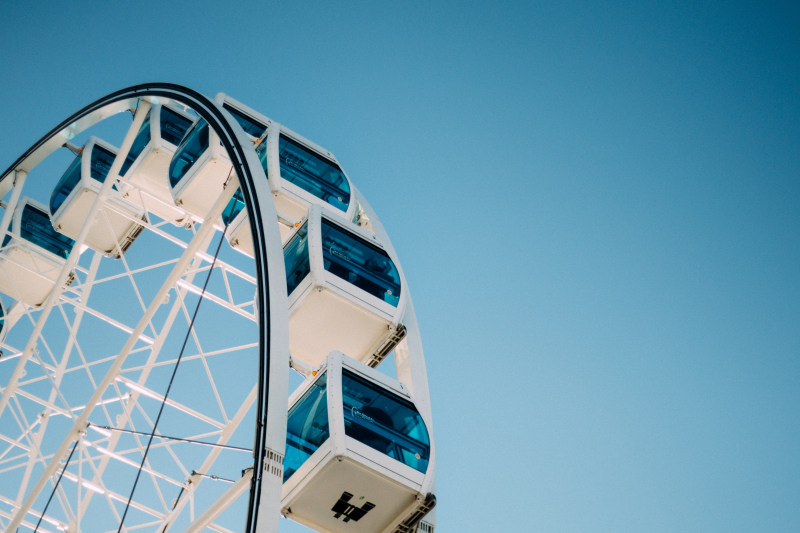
(0, 83, 289, 533)
(352, 189, 437, 531)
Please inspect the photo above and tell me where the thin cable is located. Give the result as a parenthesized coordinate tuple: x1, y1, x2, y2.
(0, 85, 276, 533)
(191, 470, 236, 484)
(88, 423, 251, 452)
(33, 439, 79, 533)
(117, 180, 239, 532)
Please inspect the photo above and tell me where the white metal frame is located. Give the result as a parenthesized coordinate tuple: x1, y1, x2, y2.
(121, 102, 198, 226)
(214, 94, 272, 141)
(50, 135, 146, 258)
(312, 207, 405, 318)
(169, 119, 234, 222)
(284, 205, 407, 370)
(0, 196, 73, 307)
(352, 190, 437, 531)
(263, 123, 357, 223)
(280, 352, 431, 533)
(0, 84, 434, 533)
(216, 93, 358, 250)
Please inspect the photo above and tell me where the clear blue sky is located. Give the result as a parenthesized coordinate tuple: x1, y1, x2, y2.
(1, 1, 799, 531)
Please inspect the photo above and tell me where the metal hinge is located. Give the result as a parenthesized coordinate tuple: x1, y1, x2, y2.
(367, 324, 407, 368)
(392, 493, 436, 533)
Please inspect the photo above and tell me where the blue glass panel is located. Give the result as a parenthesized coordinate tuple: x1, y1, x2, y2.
(342, 369, 430, 473)
(18, 204, 75, 259)
(168, 120, 209, 188)
(284, 222, 310, 296)
(120, 110, 152, 176)
(220, 142, 273, 225)
(223, 103, 267, 138)
(221, 188, 246, 225)
(51, 145, 117, 215)
(50, 154, 83, 215)
(320, 219, 400, 306)
(278, 134, 350, 212)
(220, 141, 271, 225)
(89, 145, 116, 183)
(159, 107, 194, 146)
(284, 372, 329, 482)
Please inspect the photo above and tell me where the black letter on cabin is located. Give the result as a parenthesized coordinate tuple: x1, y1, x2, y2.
(332, 491, 376, 522)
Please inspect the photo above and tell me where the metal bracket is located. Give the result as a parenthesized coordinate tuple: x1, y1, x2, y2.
(367, 324, 407, 368)
(392, 493, 436, 533)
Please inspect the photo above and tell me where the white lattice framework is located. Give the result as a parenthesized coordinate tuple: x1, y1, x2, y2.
(0, 84, 435, 533)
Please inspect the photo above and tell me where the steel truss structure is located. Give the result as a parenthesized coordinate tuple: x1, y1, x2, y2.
(0, 84, 435, 533)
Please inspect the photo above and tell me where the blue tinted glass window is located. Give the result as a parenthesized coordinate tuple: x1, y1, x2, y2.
(120, 110, 152, 176)
(342, 369, 429, 473)
(223, 104, 267, 138)
(284, 372, 329, 482)
(19, 204, 75, 259)
(51, 145, 118, 215)
(89, 145, 116, 183)
(321, 219, 400, 306)
(160, 107, 194, 146)
(278, 134, 350, 212)
(284, 223, 310, 296)
(168, 120, 209, 188)
(223, 143, 269, 227)
(50, 154, 83, 215)
(222, 188, 246, 225)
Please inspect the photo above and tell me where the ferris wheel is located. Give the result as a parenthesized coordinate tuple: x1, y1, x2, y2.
(0, 84, 436, 533)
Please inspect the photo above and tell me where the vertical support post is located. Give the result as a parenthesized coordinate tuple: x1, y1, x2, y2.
(350, 187, 437, 529)
(183, 469, 254, 533)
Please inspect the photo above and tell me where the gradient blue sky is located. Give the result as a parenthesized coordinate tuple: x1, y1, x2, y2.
(1, 1, 799, 531)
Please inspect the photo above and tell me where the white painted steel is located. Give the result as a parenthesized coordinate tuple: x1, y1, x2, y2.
(286, 205, 406, 370)
(122, 103, 197, 225)
(0, 88, 281, 533)
(169, 121, 234, 222)
(50, 136, 146, 257)
(0, 99, 151, 420)
(0, 198, 71, 306)
(4, 175, 237, 532)
(280, 352, 431, 533)
(0, 84, 434, 533)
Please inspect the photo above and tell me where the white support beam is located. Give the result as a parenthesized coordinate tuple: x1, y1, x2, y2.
(183, 468, 253, 533)
(0, 170, 26, 247)
(5, 174, 237, 533)
(159, 384, 257, 531)
(0, 100, 152, 420)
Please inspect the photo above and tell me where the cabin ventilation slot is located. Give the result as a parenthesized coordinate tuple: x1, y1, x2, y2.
(113, 222, 145, 258)
(263, 448, 284, 479)
(392, 493, 436, 533)
(367, 324, 407, 368)
(417, 521, 435, 533)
